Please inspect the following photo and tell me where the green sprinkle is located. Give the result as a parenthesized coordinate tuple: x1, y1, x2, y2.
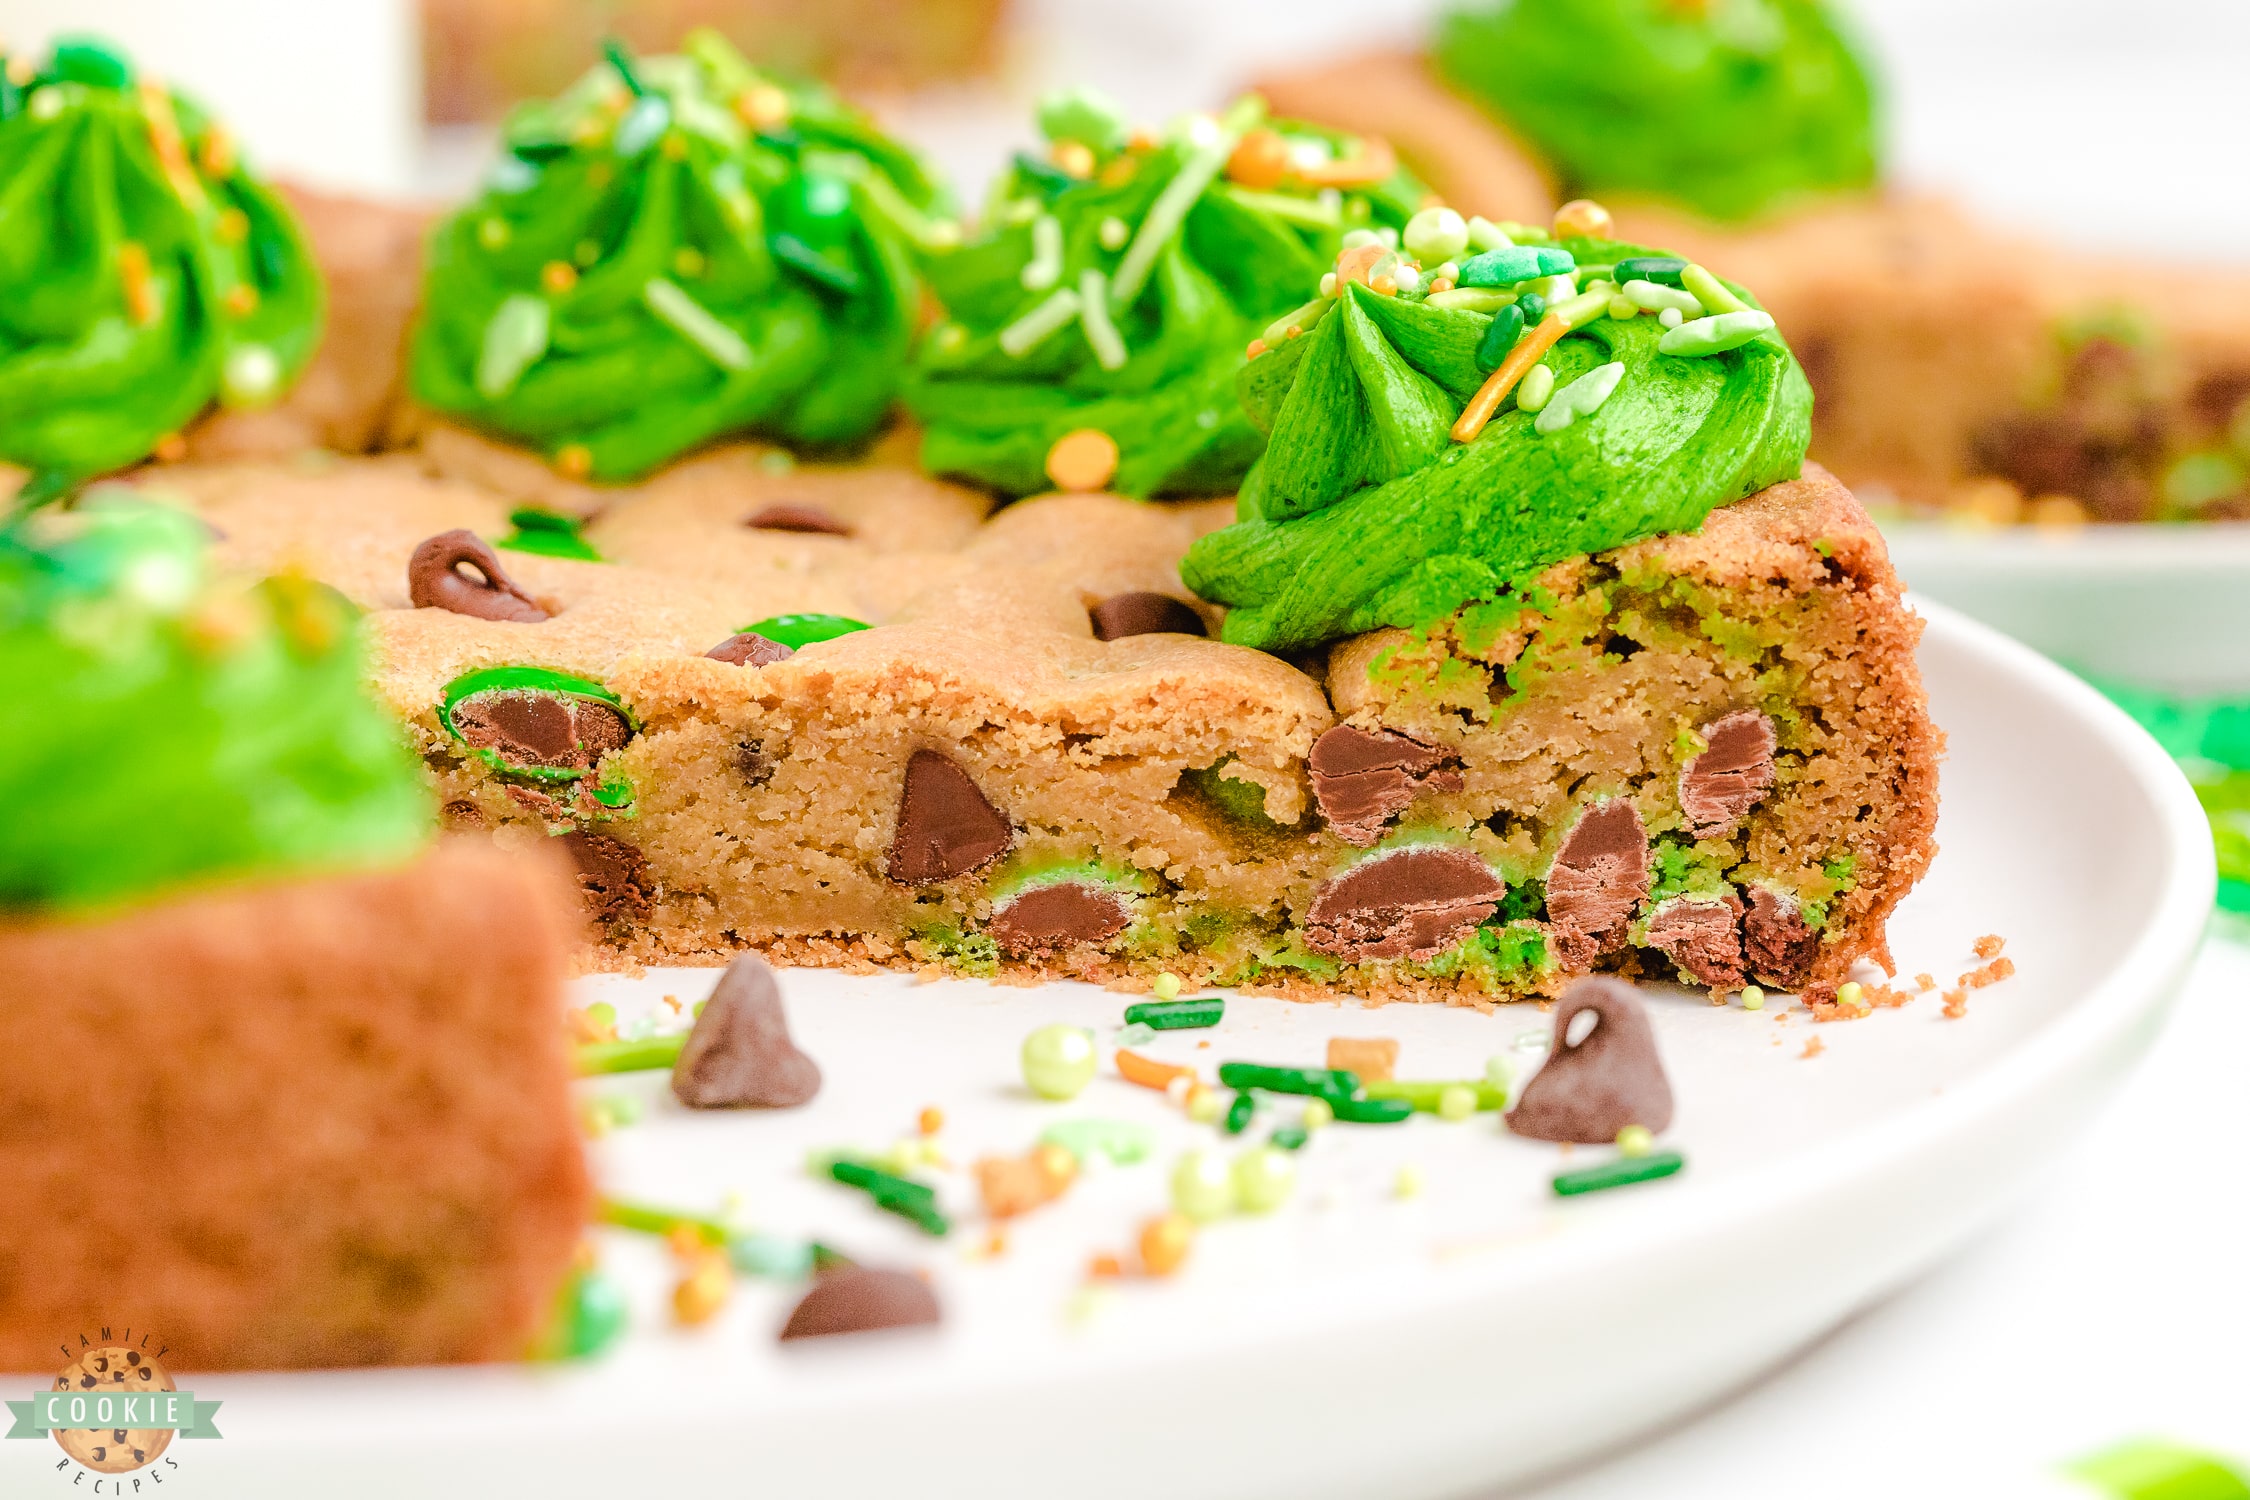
(598, 1196, 729, 1244)
(1436, 1085, 1478, 1121)
(1019, 213, 1064, 291)
(1837, 981, 1865, 1007)
(2066, 1439, 2250, 1500)
(1740, 985, 1766, 1011)
(1224, 186, 1342, 229)
(1123, 996, 1225, 1030)
(1109, 101, 1259, 310)
(829, 1159, 949, 1235)
(1474, 303, 1526, 374)
(1261, 294, 1335, 343)
(535, 1263, 628, 1360)
(998, 286, 1082, 357)
(1534, 360, 1625, 435)
(1616, 1124, 1655, 1157)
(728, 1232, 814, 1279)
(1424, 286, 1519, 314)
(1171, 1149, 1236, 1220)
(1223, 1090, 1257, 1135)
(734, 612, 869, 649)
(1077, 269, 1127, 371)
(1464, 215, 1513, 252)
(1458, 244, 1574, 288)
(475, 294, 550, 400)
(1231, 1146, 1295, 1212)
(1680, 263, 1751, 317)
(578, 1033, 686, 1074)
(769, 231, 863, 296)
(1269, 1124, 1309, 1151)
(1363, 1080, 1508, 1113)
(1621, 279, 1702, 317)
(1658, 309, 1776, 357)
(1152, 971, 1183, 1001)
(1551, 1150, 1685, 1196)
(1218, 1062, 1358, 1099)
(643, 277, 751, 371)
(1553, 287, 1612, 331)
(1115, 1021, 1158, 1048)
(1516, 363, 1556, 414)
(1040, 1118, 1155, 1165)
(1329, 1095, 1414, 1125)
(1613, 255, 1689, 287)
(1300, 1097, 1334, 1131)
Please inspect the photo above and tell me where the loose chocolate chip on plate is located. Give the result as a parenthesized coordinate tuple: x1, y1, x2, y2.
(1304, 846, 1505, 963)
(672, 954, 821, 1109)
(1679, 711, 1777, 838)
(1643, 893, 1747, 990)
(451, 689, 632, 773)
(778, 1266, 940, 1342)
(886, 749, 1013, 884)
(706, 631, 796, 667)
(1545, 798, 1650, 970)
(744, 502, 854, 537)
(1089, 591, 1207, 641)
(560, 829, 653, 924)
(1743, 886, 1820, 989)
(1506, 976, 1675, 1144)
(407, 529, 549, 622)
(1309, 725, 1465, 847)
(991, 882, 1132, 957)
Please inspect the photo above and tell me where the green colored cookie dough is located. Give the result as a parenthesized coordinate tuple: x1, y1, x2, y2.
(0, 501, 431, 912)
(1180, 237, 1811, 652)
(1435, 0, 1879, 224)
(411, 31, 950, 481)
(0, 35, 323, 486)
(904, 93, 1427, 499)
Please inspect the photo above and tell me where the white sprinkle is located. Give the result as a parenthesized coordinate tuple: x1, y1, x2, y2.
(643, 277, 751, 370)
(1098, 215, 1130, 250)
(1020, 213, 1064, 291)
(220, 343, 283, 408)
(998, 286, 1083, 357)
(612, 96, 671, 157)
(475, 295, 551, 399)
(1534, 360, 1626, 435)
(1515, 362, 1556, 414)
(1659, 307, 1684, 330)
(1077, 269, 1128, 371)
(1108, 127, 1238, 310)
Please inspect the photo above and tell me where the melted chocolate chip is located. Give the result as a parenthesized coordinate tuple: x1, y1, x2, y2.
(1643, 893, 1747, 990)
(2189, 368, 2250, 431)
(735, 739, 777, 788)
(1545, 799, 1650, 970)
(1309, 725, 1464, 847)
(1743, 886, 1820, 988)
(1304, 847, 1505, 963)
(407, 530, 549, 623)
(441, 798, 486, 830)
(706, 632, 796, 666)
(560, 830, 653, 924)
(671, 954, 821, 1109)
(1089, 592, 1207, 641)
(1679, 711, 1777, 838)
(886, 749, 1013, 884)
(1506, 977, 1675, 1143)
(990, 882, 1131, 957)
(779, 1266, 940, 1342)
(744, 502, 854, 537)
(452, 690, 632, 773)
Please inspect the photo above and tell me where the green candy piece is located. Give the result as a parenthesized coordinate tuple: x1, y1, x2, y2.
(535, 1264, 629, 1360)
(1658, 309, 1778, 357)
(1179, 239, 1809, 652)
(0, 503, 431, 913)
(410, 31, 948, 480)
(576, 1033, 687, 1075)
(728, 1231, 814, 1279)
(437, 664, 635, 784)
(1435, 0, 1879, 225)
(0, 37, 324, 482)
(1613, 255, 1689, 288)
(903, 96, 1429, 500)
(1040, 1118, 1155, 1165)
(1474, 303, 1526, 374)
(1121, 997, 1225, 1030)
(1362, 1079, 1509, 1113)
(1223, 1091, 1257, 1135)
(1036, 85, 1129, 151)
(1328, 1095, 1415, 1125)
(1551, 1150, 1686, 1196)
(1218, 1062, 1360, 1099)
(498, 507, 603, 561)
(1269, 1125, 1309, 1152)
(736, 611, 870, 649)
(1457, 244, 1573, 288)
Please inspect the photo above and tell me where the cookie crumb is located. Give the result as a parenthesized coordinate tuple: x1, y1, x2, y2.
(1973, 933, 2006, 960)
(1942, 989, 1968, 1019)
(1800, 1035, 1825, 1059)
(1915, 973, 1935, 992)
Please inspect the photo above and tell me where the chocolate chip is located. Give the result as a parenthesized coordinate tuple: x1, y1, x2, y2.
(735, 739, 777, 787)
(560, 830, 652, 924)
(441, 798, 486, 830)
(1679, 711, 1776, 838)
(1089, 592, 1207, 641)
(1545, 799, 1649, 970)
(1743, 886, 1820, 989)
(778, 1266, 940, 1342)
(407, 530, 548, 622)
(1309, 725, 1464, 847)
(1304, 846, 1505, 963)
(1505, 977, 1675, 1144)
(2188, 368, 2250, 431)
(745, 502, 854, 537)
(1643, 893, 1747, 990)
(706, 632, 796, 666)
(451, 689, 632, 773)
(991, 882, 1131, 957)
(886, 749, 1012, 884)
(671, 954, 821, 1109)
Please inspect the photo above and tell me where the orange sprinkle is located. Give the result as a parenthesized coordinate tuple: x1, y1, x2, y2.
(565, 1007, 616, 1045)
(117, 242, 157, 326)
(975, 1151, 1072, 1219)
(555, 444, 593, 478)
(198, 127, 236, 179)
(1051, 140, 1096, 179)
(1245, 338, 1268, 358)
(1973, 934, 2005, 960)
(1800, 1035, 1825, 1059)
(735, 84, 790, 130)
(1428, 277, 1455, 294)
(1226, 127, 1290, 189)
(1098, 154, 1138, 188)
(661, 133, 688, 161)
(152, 432, 188, 463)
(541, 260, 579, 294)
(1326, 1037, 1398, 1083)
(1552, 198, 1613, 239)
(1087, 1252, 1124, 1281)
(137, 79, 207, 211)
(1138, 1212, 1193, 1276)
(1915, 973, 1936, 992)
(1451, 312, 1568, 443)
(1285, 325, 1303, 339)
(1115, 1047, 1195, 1092)
(917, 1105, 945, 1136)
(1045, 428, 1119, 492)
(1370, 274, 1396, 296)
(215, 208, 250, 245)
(984, 1228, 1008, 1256)
(1031, 1142, 1078, 1188)
(664, 1223, 709, 1261)
(1296, 135, 1397, 188)
(223, 283, 259, 317)
(1943, 989, 1968, 1020)
(1334, 242, 1387, 288)
(671, 1252, 731, 1325)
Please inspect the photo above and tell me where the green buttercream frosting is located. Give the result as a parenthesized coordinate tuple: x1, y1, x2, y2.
(904, 94, 1428, 498)
(1434, 0, 1879, 224)
(1180, 237, 1812, 652)
(0, 35, 323, 484)
(411, 31, 949, 480)
(0, 501, 431, 912)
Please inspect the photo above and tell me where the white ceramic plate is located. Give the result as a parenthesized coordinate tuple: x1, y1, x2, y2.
(74, 602, 2211, 1499)
(1883, 519, 2250, 695)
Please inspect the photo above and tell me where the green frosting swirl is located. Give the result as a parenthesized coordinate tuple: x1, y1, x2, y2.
(0, 36, 323, 486)
(904, 95, 1427, 498)
(1180, 237, 1811, 652)
(411, 32, 949, 480)
(1435, 0, 1878, 224)
(0, 501, 431, 912)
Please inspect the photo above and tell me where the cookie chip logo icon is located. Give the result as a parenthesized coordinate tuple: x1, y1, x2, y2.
(6, 1334, 222, 1478)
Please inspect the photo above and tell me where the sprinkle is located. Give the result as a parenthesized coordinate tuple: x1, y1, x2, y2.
(476, 294, 551, 399)
(1515, 363, 1556, 414)
(1329, 1095, 1414, 1124)
(1659, 307, 1684, 329)
(1139, 1212, 1194, 1275)
(1185, 1084, 1224, 1124)
(975, 1150, 1073, 1218)
(1837, 980, 1866, 1011)
(1152, 971, 1183, 1001)
(1436, 1085, 1478, 1121)
(1116, 1022, 1159, 1048)
(1051, 139, 1096, 178)
(673, 245, 706, 278)
(1318, 271, 1338, 297)
(1020, 213, 1064, 291)
(1551, 198, 1614, 239)
(137, 80, 207, 211)
(1116, 1047, 1197, 1092)
(736, 83, 791, 130)
(999, 286, 1083, 356)
(1124, 996, 1225, 1030)
(1296, 134, 1397, 188)
(1044, 426, 1119, 492)
(1740, 985, 1766, 1011)
(828, 1158, 950, 1235)
(1040, 1118, 1155, 1165)
(1301, 1097, 1334, 1131)
(1393, 1165, 1425, 1200)
(1607, 294, 1637, 321)
(1223, 1090, 1256, 1134)
(1552, 1150, 1682, 1196)
(1231, 1147, 1296, 1212)
(1616, 1125, 1654, 1157)
(671, 1250, 732, 1325)
(1087, 1252, 1124, 1280)
(1403, 205, 1469, 265)
(1533, 360, 1625, 435)
(1366, 1079, 1507, 1114)
(1623, 279, 1702, 316)
(1974, 934, 2005, 959)
(117, 242, 157, 326)
(1077, 269, 1128, 370)
(1262, 294, 1334, 343)
(1465, 215, 1513, 252)
(918, 1105, 944, 1136)
(1223, 186, 1342, 229)
(1021, 1023, 1098, 1100)
(1453, 312, 1570, 442)
(1108, 105, 1250, 309)
(556, 444, 593, 478)
(1425, 286, 1520, 314)
(215, 208, 250, 245)
(598, 1196, 730, 1246)
(1098, 215, 1131, 250)
(1680, 263, 1751, 316)
(1658, 309, 1776, 357)
(1219, 1062, 1358, 1099)
(1171, 1150, 1236, 1221)
(643, 278, 751, 371)
(541, 260, 578, 294)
